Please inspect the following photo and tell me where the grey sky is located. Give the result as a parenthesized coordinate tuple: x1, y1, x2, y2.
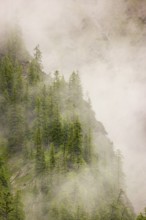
(0, 0, 146, 213)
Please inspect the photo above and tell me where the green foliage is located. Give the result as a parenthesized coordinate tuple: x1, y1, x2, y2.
(7, 104, 25, 153)
(68, 118, 83, 165)
(28, 45, 43, 85)
(137, 209, 146, 220)
(69, 72, 82, 101)
(12, 191, 25, 220)
(0, 156, 24, 220)
(83, 130, 92, 163)
(34, 128, 46, 173)
(50, 105, 62, 147)
(0, 56, 25, 104)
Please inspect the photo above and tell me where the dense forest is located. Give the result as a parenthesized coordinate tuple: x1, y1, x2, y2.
(0, 28, 142, 220)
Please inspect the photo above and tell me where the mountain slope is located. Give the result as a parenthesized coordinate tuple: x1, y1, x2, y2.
(0, 29, 135, 220)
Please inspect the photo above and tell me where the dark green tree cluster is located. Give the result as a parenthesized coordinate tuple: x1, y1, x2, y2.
(26, 69, 91, 173)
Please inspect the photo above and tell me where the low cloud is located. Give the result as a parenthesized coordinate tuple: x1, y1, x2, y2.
(0, 0, 146, 213)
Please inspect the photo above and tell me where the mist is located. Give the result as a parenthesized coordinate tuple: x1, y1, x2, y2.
(0, 0, 146, 213)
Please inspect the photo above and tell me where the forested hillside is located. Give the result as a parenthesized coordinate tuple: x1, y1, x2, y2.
(0, 29, 135, 220)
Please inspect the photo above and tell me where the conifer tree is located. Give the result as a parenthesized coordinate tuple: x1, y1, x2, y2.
(0, 56, 14, 101)
(41, 86, 50, 146)
(83, 130, 92, 164)
(67, 118, 83, 166)
(35, 127, 46, 173)
(73, 118, 82, 156)
(28, 45, 43, 85)
(7, 104, 25, 153)
(0, 54, 25, 104)
(68, 72, 83, 108)
(50, 105, 62, 147)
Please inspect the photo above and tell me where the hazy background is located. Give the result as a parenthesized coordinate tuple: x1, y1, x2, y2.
(0, 0, 146, 213)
